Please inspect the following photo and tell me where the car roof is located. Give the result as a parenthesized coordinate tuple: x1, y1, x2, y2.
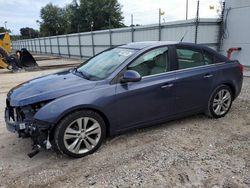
(120, 41, 178, 50)
(120, 41, 211, 50)
(119, 41, 228, 61)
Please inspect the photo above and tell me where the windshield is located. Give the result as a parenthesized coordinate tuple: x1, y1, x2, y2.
(77, 47, 137, 80)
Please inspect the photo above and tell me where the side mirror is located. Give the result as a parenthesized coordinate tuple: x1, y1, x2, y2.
(120, 70, 141, 83)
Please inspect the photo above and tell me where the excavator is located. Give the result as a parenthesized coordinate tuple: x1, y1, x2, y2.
(0, 32, 38, 72)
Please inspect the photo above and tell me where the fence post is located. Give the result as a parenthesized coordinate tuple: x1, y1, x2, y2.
(57, 36, 61, 56)
(109, 30, 112, 47)
(30, 40, 32, 52)
(66, 35, 70, 58)
(91, 32, 95, 56)
(25, 40, 28, 50)
(39, 38, 42, 54)
(30, 39, 34, 52)
(45, 38, 47, 54)
(49, 37, 52, 54)
(78, 33, 83, 58)
(131, 27, 134, 42)
(158, 26, 161, 41)
(34, 39, 37, 53)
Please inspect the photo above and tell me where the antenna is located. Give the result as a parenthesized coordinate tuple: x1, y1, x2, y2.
(180, 30, 188, 42)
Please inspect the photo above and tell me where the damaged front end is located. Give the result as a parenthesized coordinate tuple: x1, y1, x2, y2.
(5, 99, 53, 157)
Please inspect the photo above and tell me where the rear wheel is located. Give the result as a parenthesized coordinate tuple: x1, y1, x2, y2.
(206, 85, 233, 118)
(54, 110, 106, 158)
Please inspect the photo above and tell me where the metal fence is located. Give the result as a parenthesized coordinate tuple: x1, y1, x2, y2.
(12, 18, 221, 59)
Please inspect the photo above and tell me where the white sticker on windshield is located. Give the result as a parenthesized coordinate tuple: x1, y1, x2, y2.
(118, 51, 133, 56)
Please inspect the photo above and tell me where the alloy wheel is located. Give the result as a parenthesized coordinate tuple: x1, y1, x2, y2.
(63, 117, 101, 154)
(212, 89, 232, 116)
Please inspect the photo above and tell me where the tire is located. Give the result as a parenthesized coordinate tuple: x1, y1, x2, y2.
(206, 85, 233, 118)
(54, 110, 106, 158)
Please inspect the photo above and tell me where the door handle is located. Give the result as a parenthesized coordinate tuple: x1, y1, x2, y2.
(204, 74, 213, 78)
(161, 83, 173, 89)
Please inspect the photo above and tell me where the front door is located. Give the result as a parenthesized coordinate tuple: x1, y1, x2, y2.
(110, 46, 176, 131)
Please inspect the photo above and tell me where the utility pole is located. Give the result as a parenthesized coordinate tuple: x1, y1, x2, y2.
(109, 18, 111, 29)
(158, 8, 161, 41)
(109, 18, 112, 47)
(90, 21, 95, 55)
(194, 0, 200, 44)
(29, 29, 31, 39)
(158, 9, 165, 41)
(131, 14, 134, 26)
(36, 20, 41, 37)
(131, 14, 134, 42)
(186, 0, 188, 20)
(4, 21, 7, 30)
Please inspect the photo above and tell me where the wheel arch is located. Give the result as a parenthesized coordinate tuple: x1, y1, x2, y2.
(49, 106, 111, 140)
(220, 82, 236, 100)
(206, 82, 234, 118)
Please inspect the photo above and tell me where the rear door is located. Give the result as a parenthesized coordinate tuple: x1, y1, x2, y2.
(174, 45, 218, 114)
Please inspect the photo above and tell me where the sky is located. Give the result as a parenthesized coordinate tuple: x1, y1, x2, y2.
(0, 0, 221, 35)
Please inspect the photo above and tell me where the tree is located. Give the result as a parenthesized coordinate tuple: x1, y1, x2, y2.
(78, 0, 125, 31)
(40, 3, 67, 36)
(20, 27, 39, 39)
(39, 0, 125, 36)
(0, 27, 10, 33)
(65, 0, 81, 33)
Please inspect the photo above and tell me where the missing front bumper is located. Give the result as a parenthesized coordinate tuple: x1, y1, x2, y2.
(5, 107, 53, 153)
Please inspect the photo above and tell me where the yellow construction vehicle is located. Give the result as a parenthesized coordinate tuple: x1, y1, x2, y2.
(0, 32, 38, 71)
(0, 32, 11, 53)
(0, 32, 11, 69)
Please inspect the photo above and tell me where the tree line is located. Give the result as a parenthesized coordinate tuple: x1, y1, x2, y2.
(17, 0, 125, 39)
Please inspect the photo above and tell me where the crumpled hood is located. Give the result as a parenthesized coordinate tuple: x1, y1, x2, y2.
(7, 70, 96, 106)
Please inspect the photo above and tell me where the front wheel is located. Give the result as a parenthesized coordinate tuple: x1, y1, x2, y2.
(206, 85, 233, 118)
(54, 110, 106, 158)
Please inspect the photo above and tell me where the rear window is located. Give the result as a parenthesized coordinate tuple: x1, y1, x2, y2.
(203, 48, 228, 63)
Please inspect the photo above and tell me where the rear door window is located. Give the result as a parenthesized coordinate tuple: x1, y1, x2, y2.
(203, 51, 214, 65)
(176, 48, 205, 70)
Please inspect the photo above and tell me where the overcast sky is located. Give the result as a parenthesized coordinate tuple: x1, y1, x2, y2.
(0, 0, 221, 35)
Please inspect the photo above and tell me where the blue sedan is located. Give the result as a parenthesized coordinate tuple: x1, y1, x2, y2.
(5, 41, 243, 158)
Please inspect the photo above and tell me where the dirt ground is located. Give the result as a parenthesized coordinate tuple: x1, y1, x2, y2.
(0, 61, 250, 188)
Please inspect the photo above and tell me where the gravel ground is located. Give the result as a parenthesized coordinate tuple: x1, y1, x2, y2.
(0, 63, 250, 188)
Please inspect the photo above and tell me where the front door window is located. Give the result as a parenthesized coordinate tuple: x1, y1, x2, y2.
(128, 47, 169, 77)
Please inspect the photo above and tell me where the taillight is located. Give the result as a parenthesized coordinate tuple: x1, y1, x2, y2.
(239, 63, 243, 73)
